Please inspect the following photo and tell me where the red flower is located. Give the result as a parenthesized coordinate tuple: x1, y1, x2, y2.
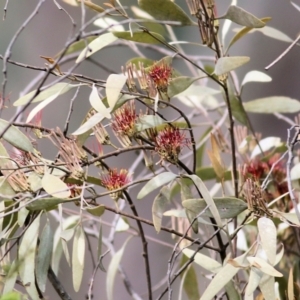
(148, 62, 172, 92)
(101, 169, 132, 200)
(152, 126, 190, 164)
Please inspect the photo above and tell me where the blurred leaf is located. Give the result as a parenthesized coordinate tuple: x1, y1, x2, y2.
(225, 281, 242, 300)
(135, 115, 166, 131)
(215, 56, 250, 75)
(258, 217, 277, 265)
(72, 112, 106, 135)
(0, 119, 33, 153)
(2, 261, 18, 296)
(26, 197, 77, 211)
(252, 26, 293, 43)
(106, 74, 127, 110)
(226, 17, 271, 53)
(97, 224, 103, 260)
(168, 76, 201, 98)
(152, 186, 170, 233)
(19, 212, 41, 299)
(36, 220, 53, 292)
(244, 96, 300, 113)
(184, 175, 222, 227)
(56, 37, 96, 57)
(81, 0, 105, 13)
(138, 0, 195, 26)
(180, 254, 200, 300)
(137, 172, 177, 199)
(28, 172, 42, 192)
(72, 225, 85, 292)
(13, 83, 79, 106)
(42, 173, 71, 198)
(113, 31, 165, 44)
(89, 85, 111, 118)
(94, 17, 125, 32)
(0, 142, 11, 168)
(241, 70, 272, 86)
(288, 267, 294, 300)
(115, 217, 130, 232)
(259, 274, 276, 300)
(182, 197, 247, 219)
(126, 57, 154, 69)
(247, 257, 283, 277)
(251, 136, 281, 159)
(245, 268, 263, 297)
(220, 6, 265, 28)
(183, 248, 222, 273)
(0, 292, 21, 300)
(106, 237, 131, 300)
(76, 33, 118, 63)
(201, 252, 249, 300)
(86, 205, 105, 217)
(0, 177, 16, 196)
(229, 93, 249, 126)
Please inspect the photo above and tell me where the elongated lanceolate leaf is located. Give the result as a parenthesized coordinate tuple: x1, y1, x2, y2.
(138, 0, 195, 26)
(19, 212, 41, 300)
(76, 33, 118, 63)
(168, 76, 201, 98)
(215, 56, 250, 75)
(152, 186, 170, 233)
(13, 83, 79, 106)
(106, 238, 131, 300)
(113, 31, 165, 44)
(135, 115, 166, 131)
(182, 197, 247, 219)
(137, 172, 177, 199)
(241, 70, 272, 86)
(106, 74, 127, 109)
(221, 5, 265, 28)
(244, 96, 300, 113)
(36, 220, 53, 292)
(72, 112, 106, 136)
(89, 85, 111, 118)
(72, 225, 86, 292)
(247, 257, 283, 277)
(0, 119, 33, 153)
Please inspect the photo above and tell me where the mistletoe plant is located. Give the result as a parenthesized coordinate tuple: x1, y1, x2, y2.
(1, 0, 300, 299)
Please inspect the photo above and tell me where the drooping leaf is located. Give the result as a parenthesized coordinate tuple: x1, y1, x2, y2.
(106, 238, 131, 300)
(288, 267, 294, 300)
(250, 136, 281, 159)
(182, 197, 247, 219)
(228, 92, 250, 126)
(220, 5, 265, 28)
(259, 275, 276, 300)
(76, 33, 118, 63)
(72, 225, 85, 292)
(201, 252, 249, 300)
(245, 268, 263, 297)
(241, 70, 272, 87)
(135, 115, 166, 132)
(0, 119, 33, 153)
(72, 112, 106, 135)
(137, 172, 177, 199)
(86, 205, 105, 217)
(42, 173, 71, 199)
(36, 220, 53, 292)
(106, 74, 127, 109)
(168, 76, 201, 98)
(251, 26, 293, 43)
(180, 254, 200, 300)
(2, 261, 18, 296)
(184, 175, 222, 227)
(138, 0, 195, 26)
(214, 56, 250, 75)
(112, 31, 165, 44)
(183, 248, 222, 273)
(152, 186, 170, 233)
(13, 83, 79, 106)
(89, 85, 111, 118)
(258, 217, 277, 265)
(19, 212, 41, 300)
(244, 96, 300, 113)
(247, 257, 283, 277)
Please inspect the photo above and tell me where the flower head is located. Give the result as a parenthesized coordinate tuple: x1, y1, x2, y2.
(112, 101, 137, 147)
(151, 126, 190, 164)
(101, 168, 132, 200)
(148, 62, 172, 93)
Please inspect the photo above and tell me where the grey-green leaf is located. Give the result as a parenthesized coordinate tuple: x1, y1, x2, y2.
(168, 76, 201, 98)
(244, 96, 300, 113)
(112, 31, 165, 44)
(137, 172, 177, 199)
(135, 115, 166, 131)
(36, 220, 53, 292)
(138, 0, 195, 26)
(182, 197, 247, 219)
(0, 119, 33, 153)
(215, 56, 250, 75)
(152, 186, 171, 233)
(221, 5, 265, 28)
